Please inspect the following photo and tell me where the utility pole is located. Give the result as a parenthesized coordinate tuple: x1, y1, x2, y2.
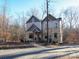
(46, 0, 49, 44)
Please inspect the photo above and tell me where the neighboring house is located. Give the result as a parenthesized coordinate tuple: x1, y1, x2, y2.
(26, 14, 63, 43)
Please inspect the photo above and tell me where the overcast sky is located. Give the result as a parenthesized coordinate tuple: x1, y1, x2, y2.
(0, 0, 79, 18)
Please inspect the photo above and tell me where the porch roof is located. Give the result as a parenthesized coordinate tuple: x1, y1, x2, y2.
(27, 24, 41, 32)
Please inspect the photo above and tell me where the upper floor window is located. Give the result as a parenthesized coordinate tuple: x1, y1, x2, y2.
(29, 34, 33, 39)
(55, 23, 58, 28)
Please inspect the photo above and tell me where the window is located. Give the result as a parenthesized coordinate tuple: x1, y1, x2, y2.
(54, 33, 57, 39)
(55, 23, 58, 28)
(45, 36, 47, 39)
(29, 34, 33, 38)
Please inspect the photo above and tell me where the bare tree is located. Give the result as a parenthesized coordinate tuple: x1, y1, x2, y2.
(1, 0, 8, 42)
(60, 7, 79, 43)
(20, 13, 27, 41)
(62, 7, 79, 30)
(10, 17, 20, 42)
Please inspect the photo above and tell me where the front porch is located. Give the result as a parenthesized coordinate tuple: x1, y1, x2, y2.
(28, 32, 42, 42)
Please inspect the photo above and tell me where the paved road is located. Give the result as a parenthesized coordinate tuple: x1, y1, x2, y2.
(0, 45, 79, 59)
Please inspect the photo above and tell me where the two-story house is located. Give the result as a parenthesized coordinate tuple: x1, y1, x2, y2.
(26, 16, 41, 42)
(26, 14, 63, 43)
(42, 14, 63, 43)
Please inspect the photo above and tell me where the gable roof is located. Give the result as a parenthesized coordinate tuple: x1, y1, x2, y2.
(42, 14, 58, 22)
(26, 15, 40, 23)
(27, 24, 41, 32)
